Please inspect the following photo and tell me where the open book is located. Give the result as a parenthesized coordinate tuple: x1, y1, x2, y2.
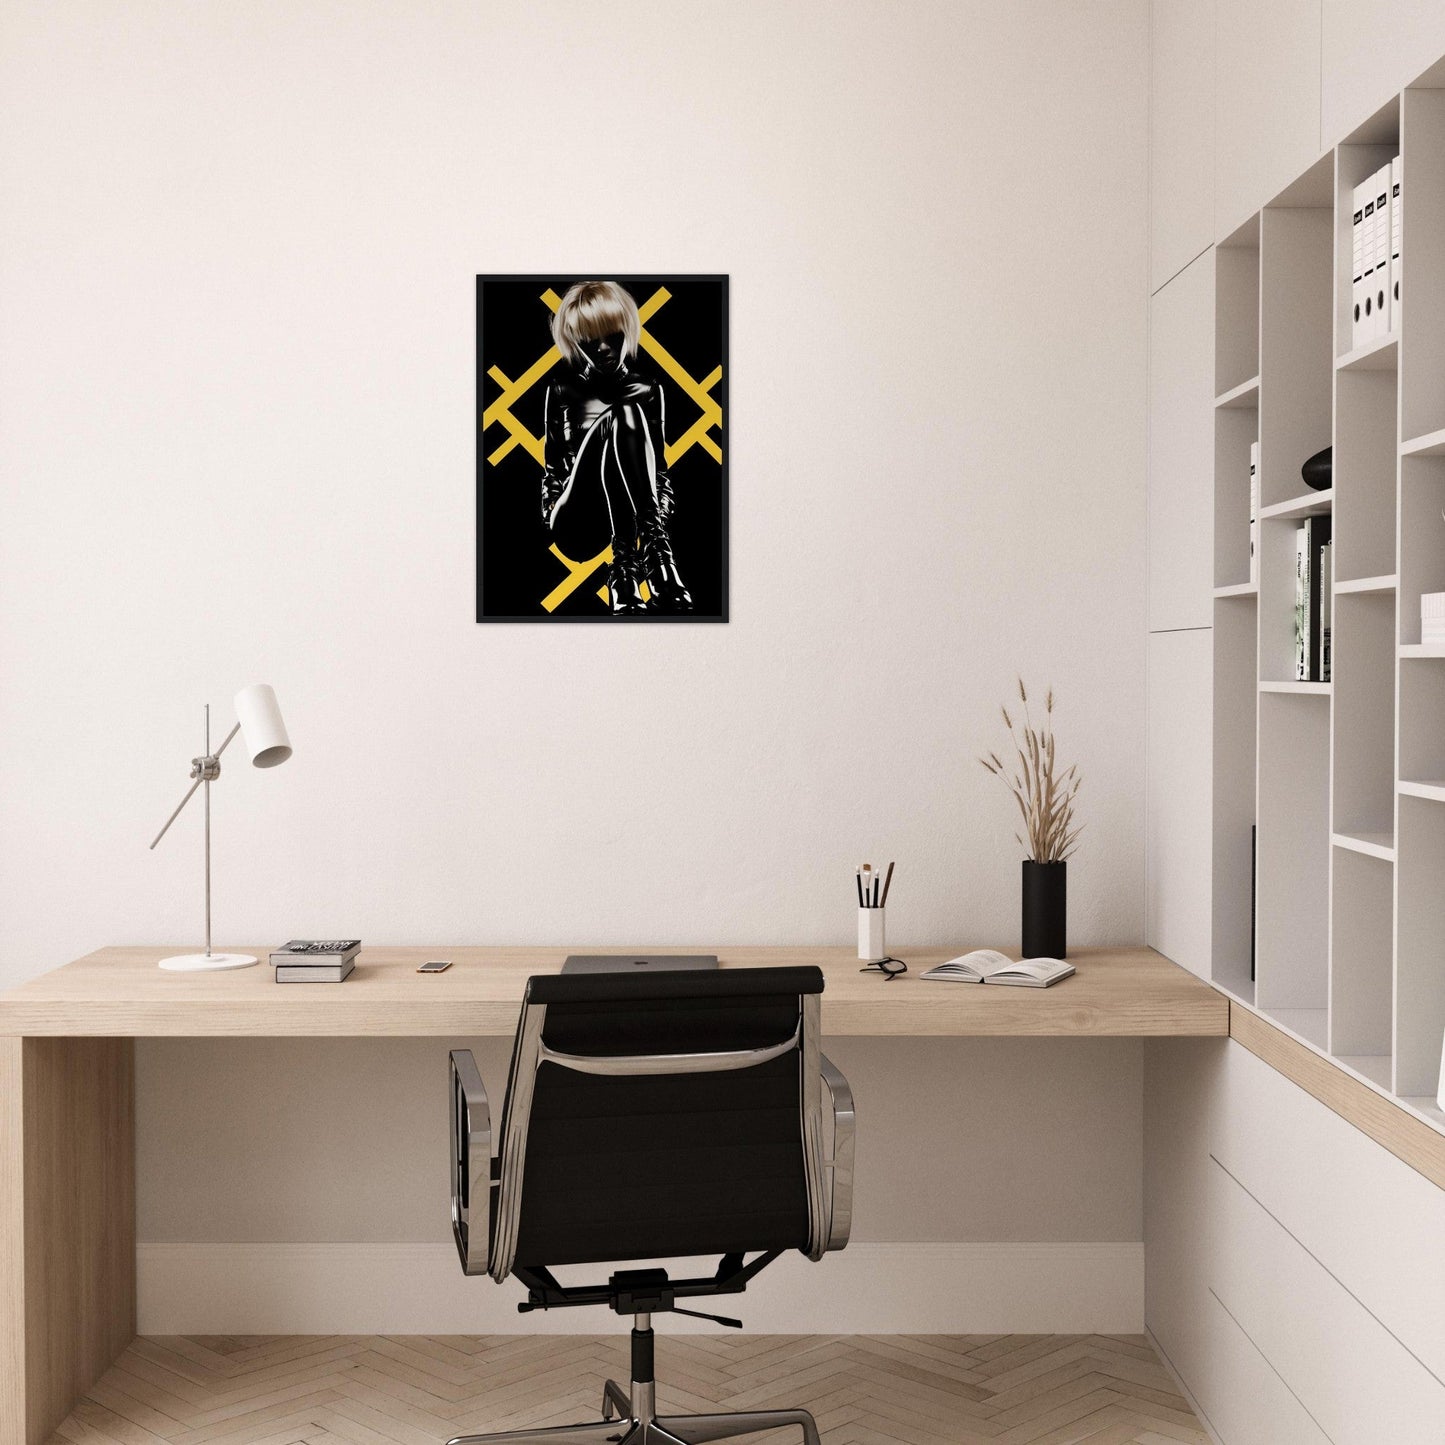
(920, 950, 1075, 988)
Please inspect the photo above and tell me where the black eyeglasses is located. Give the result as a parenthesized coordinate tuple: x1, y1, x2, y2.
(859, 957, 908, 981)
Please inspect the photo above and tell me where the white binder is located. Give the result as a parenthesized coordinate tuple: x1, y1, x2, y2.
(1390, 155, 1402, 334)
(1372, 165, 1391, 341)
(1361, 175, 1379, 342)
(1351, 179, 1368, 349)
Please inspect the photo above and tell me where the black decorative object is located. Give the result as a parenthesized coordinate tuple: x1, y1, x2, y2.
(1021, 860, 1067, 959)
(1302, 445, 1332, 492)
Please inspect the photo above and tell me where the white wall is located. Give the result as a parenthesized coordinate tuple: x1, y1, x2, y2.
(0, 0, 1151, 1317)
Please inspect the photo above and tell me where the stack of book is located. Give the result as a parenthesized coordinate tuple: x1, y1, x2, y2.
(270, 939, 361, 983)
(1294, 517, 1332, 682)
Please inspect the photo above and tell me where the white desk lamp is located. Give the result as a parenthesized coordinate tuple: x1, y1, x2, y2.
(149, 683, 292, 972)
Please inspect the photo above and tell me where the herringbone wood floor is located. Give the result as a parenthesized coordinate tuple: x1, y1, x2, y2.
(49, 1334, 1209, 1445)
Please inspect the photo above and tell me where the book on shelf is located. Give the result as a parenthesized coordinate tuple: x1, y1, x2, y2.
(1309, 517, 1332, 681)
(1293, 516, 1332, 681)
(920, 950, 1074, 988)
(1249, 441, 1259, 584)
(276, 958, 355, 984)
(1295, 525, 1309, 679)
(269, 939, 361, 966)
(1320, 539, 1332, 682)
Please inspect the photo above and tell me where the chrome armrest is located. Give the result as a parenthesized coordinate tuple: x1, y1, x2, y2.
(449, 1049, 492, 1277)
(538, 1023, 799, 1077)
(819, 1053, 855, 1252)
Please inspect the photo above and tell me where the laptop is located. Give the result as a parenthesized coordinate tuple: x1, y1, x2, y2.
(561, 954, 719, 974)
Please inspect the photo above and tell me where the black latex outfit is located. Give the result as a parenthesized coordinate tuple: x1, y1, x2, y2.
(540, 334, 693, 614)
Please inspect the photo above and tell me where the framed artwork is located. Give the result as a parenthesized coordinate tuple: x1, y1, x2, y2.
(476, 274, 728, 622)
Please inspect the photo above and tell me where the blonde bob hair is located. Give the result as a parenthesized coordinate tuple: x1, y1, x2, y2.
(552, 281, 640, 364)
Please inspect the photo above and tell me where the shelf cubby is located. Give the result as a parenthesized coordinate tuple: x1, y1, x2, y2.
(1216, 215, 1260, 398)
(1212, 593, 1259, 1003)
(1334, 370, 1397, 581)
(1331, 591, 1396, 836)
(1214, 403, 1258, 589)
(1396, 796, 1445, 1100)
(1257, 506, 1331, 686)
(1329, 847, 1393, 1066)
(1259, 185, 1333, 510)
(1398, 653, 1445, 783)
(1255, 692, 1330, 1019)
(1335, 116, 1399, 363)
(1400, 85, 1445, 442)
(1398, 455, 1445, 644)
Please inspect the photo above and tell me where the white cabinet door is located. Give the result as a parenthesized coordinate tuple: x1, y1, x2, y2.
(1215, 0, 1322, 236)
(1149, 252, 1215, 631)
(1147, 629, 1213, 977)
(1322, 0, 1445, 144)
(1151, 0, 1216, 291)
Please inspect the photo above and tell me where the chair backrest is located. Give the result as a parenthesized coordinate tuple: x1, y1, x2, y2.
(489, 966, 827, 1280)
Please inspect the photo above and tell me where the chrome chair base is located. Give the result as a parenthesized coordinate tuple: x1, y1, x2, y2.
(446, 1378, 821, 1445)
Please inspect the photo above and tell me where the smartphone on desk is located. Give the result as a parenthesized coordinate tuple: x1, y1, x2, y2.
(417, 959, 452, 973)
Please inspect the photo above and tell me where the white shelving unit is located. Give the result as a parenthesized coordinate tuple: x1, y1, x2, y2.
(1212, 81, 1445, 1138)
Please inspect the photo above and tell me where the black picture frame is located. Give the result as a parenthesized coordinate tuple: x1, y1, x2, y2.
(475, 274, 729, 623)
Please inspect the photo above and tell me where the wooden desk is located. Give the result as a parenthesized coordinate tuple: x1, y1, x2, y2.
(0, 943, 1225, 1038)
(0, 944, 1223, 1445)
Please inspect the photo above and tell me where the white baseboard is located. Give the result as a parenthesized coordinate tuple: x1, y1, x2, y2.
(137, 1241, 1143, 1335)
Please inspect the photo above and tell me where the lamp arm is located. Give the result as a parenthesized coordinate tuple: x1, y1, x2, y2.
(149, 778, 203, 850)
(212, 721, 242, 759)
(147, 722, 242, 850)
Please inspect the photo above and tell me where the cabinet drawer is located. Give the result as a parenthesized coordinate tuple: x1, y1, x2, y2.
(1195, 1288, 1329, 1445)
(1209, 1158, 1445, 1443)
(1217, 1040, 1445, 1379)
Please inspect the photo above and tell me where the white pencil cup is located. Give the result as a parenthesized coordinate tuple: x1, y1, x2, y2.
(858, 907, 886, 962)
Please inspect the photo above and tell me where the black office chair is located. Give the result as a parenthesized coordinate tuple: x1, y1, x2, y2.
(446, 966, 855, 1445)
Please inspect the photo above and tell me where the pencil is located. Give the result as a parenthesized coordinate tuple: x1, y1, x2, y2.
(880, 860, 895, 907)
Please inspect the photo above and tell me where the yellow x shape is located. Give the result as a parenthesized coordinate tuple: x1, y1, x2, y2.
(481, 287, 722, 470)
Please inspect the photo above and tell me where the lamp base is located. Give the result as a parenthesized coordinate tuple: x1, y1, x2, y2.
(158, 952, 258, 972)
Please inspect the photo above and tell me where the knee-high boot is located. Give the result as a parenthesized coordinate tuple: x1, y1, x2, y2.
(640, 512, 693, 613)
(607, 536, 647, 615)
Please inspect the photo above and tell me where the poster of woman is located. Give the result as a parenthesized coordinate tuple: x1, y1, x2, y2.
(476, 275, 728, 621)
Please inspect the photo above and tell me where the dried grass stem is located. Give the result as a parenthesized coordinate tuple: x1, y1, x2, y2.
(978, 678, 1083, 862)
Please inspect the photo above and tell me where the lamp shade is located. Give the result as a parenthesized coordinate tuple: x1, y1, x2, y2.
(233, 684, 292, 768)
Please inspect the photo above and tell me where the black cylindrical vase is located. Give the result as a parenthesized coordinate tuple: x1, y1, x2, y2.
(1021, 860, 1067, 958)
